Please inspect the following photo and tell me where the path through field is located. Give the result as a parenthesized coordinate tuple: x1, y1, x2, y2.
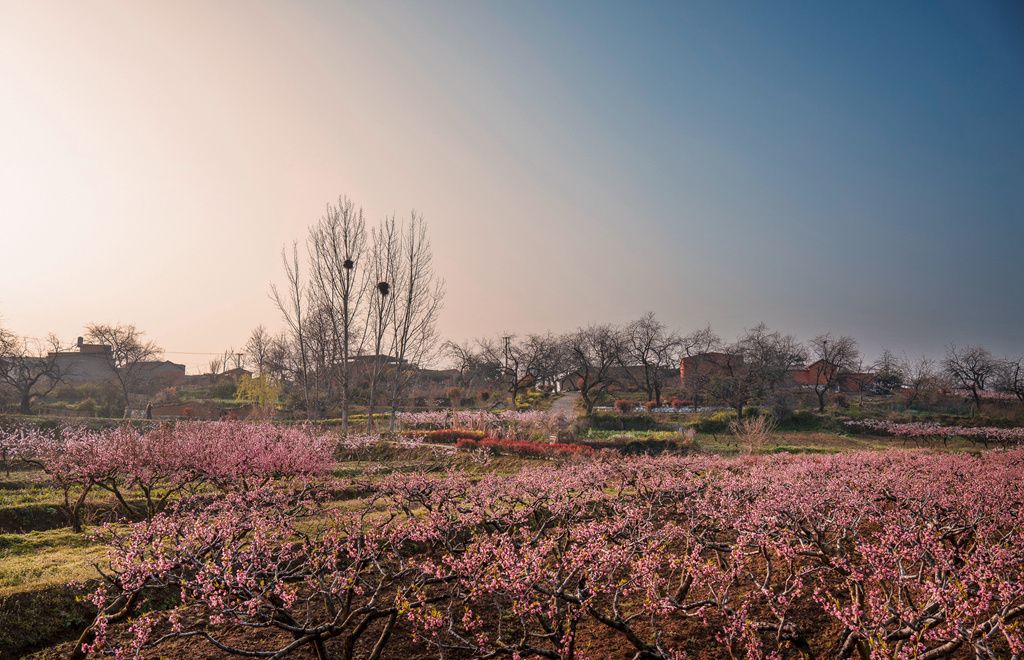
(550, 391, 581, 417)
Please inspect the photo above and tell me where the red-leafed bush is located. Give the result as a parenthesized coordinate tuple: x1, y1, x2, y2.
(457, 437, 593, 458)
(419, 428, 487, 443)
(643, 400, 657, 411)
(670, 397, 691, 408)
(614, 399, 634, 414)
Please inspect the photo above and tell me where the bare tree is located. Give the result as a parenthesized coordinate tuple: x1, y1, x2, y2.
(271, 242, 311, 417)
(264, 332, 293, 384)
(207, 357, 223, 376)
(678, 325, 722, 403)
(561, 324, 624, 415)
(245, 325, 272, 377)
(480, 336, 533, 408)
(523, 333, 566, 392)
(444, 340, 502, 391)
(362, 216, 398, 431)
(994, 356, 1024, 403)
(944, 344, 999, 412)
(622, 313, 680, 406)
(387, 213, 445, 430)
(872, 349, 906, 394)
(680, 325, 720, 357)
(84, 323, 163, 418)
(807, 333, 860, 412)
(711, 324, 805, 416)
(0, 329, 65, 414)
(903, 355, 939, 409)
(306, 197, 368, 433)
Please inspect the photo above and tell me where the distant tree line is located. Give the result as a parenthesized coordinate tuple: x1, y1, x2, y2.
(3, 193, 1022, 422)
(446, 314, 1024, 416)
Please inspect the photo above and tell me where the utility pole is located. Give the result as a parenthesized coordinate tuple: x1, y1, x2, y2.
(502, 335, 512, 374)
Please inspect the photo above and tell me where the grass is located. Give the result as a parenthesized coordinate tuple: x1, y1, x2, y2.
(0, 528, 105, 596)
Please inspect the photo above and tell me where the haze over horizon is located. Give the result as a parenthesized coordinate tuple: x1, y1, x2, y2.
(2, 0, 1022, 373)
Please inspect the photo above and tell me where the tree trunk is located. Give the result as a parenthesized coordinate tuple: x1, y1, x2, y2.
(19, 391, 32, 414)
(582, 389, 595, 415)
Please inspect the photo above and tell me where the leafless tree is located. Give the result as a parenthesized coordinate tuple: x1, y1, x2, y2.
(271, 242, 311, 417)
(903, 355, 939, 409)
(807, 333, 860, 412)
(622, 313, 680, 406)
(387, 213, 445, 430)
(711, 324, 805, 416)
(994, 356, 1024, 403)
(84, 323, 163, 418)
(561, 324, 624, 415)
(944, 344, 999, 412)
(679, 325, 721, 357)
(207, 357, 223, 376)
(678, 325, 722, 403)
(362, 216, 398, 431)
(479, 336, 534, 408)
(264, 332, 293, 384)
(444, 340, 502, 391)
(524, 333, 567, 392)
(872, 349, 906, 394)
(306, 197, 368, 433)
(245, 325, 272, 377)
(0, 329, 65, 414)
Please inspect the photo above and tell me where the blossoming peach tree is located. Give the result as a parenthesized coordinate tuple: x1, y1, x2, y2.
(77, 450, 1024, 658)
(12, 422, 333, 532)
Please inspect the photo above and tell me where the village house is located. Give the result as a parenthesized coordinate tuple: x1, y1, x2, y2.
(48, 337, 186, 392)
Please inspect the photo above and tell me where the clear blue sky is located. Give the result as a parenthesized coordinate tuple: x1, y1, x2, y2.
(1, 0, 1021, 368)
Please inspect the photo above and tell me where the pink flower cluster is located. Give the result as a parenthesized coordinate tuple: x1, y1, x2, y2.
(10, 422, 334, 531)
(82, 450, 1024, 658)
(845, 418, 1024, 446)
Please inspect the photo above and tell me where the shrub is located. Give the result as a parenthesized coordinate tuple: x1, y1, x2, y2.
(729, 414, 776, 455)
(614, 399, 634, 414)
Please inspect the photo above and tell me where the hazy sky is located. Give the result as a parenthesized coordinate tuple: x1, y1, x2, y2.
(1, 1, 1022, 372)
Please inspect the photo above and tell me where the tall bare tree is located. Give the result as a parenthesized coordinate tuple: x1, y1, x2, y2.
(306, 197, 368, 433)
(807, 333, 860, 412)
(84, 323, 162, 417)
(944, 344, 999, 412)
(362, 216, 398, 431)
(0, 329, 65, 414)
(271, 242, 311, 417)
(387, 213, 444, 430)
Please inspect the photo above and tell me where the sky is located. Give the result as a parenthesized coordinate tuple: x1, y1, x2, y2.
(1, 0, 1022, 372)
